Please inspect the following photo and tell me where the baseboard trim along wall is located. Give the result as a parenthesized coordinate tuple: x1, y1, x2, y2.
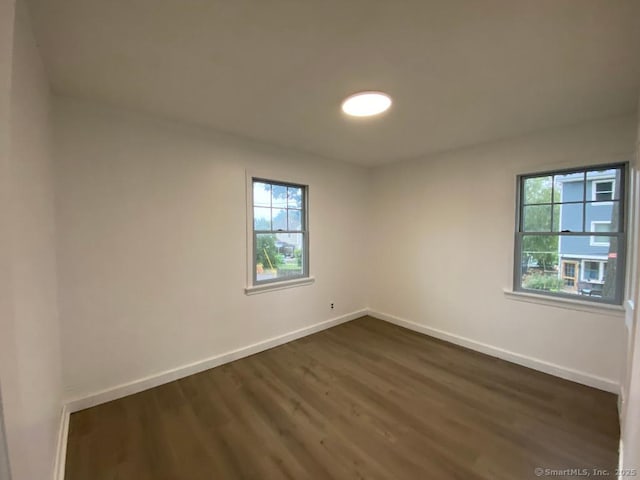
(367, 309, 620, 394)
(56, 307, 620, 479)
(53, 404, 70, 480)
(64, 309, 368, 414)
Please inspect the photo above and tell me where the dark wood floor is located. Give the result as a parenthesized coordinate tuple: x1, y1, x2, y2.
(65, 316, 620, 480)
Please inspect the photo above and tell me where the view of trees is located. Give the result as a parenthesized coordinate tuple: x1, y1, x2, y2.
(254, 181, 304, 276)
(522, 176, 560, 271)
(256, 235, 283, 269)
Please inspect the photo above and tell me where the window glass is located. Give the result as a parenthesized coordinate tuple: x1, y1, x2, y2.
(523, 176, 553, 204)
(252, 179, 307, 285)
(515, 164, 625, 304)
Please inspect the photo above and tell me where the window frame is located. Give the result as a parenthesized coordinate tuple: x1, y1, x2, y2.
(513, 162, 628, 305)
(580, 259, 606, 284)
(249, 176, 310, 288)
(591, 178, 615, 203)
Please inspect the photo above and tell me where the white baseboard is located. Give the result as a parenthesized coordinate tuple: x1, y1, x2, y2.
(367, 309, 619, 394)
(53, 404, 69, 480)
(56, 307, 620, 480)
(64, 309, 367, 413)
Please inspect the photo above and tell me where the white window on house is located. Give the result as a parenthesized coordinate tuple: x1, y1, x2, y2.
(514, 163, 626, 304)
(251, 178, 308, 286)
(592, 179, 615, 202)
(581, 260, 607, 284)
(590, 221, 612, 246)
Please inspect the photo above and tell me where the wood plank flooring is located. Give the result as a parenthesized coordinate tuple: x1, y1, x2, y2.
(65, 316, 620, 480)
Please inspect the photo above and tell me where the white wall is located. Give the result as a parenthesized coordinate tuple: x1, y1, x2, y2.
(53, 97, 370, 400)
(0, 0, 63, 479)
(621, 101, 640, 472)
(369, 115, 637, 387)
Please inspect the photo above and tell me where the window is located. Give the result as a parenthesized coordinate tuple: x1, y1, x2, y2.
(581, 260, 607, 283)
(251, 178, 308, 286)
(592, 179, 615, 202)
(514, 163, 626, 304)
(590, 221, 612, 246)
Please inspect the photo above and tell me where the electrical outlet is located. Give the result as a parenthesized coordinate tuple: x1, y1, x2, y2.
(330, 302, 334, 310)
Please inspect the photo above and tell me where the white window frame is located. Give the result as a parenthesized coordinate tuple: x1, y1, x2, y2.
(591, 178, 615, 203)
(244, 171, 314, 295)
(580, 259, 606, 284)
(590, 221, 612, 247)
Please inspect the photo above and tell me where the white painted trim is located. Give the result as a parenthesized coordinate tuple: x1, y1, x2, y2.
(589, 220, 612, 247)
(53, 405, 69, 480)
(591, 178, 615, 203)
(580, 258, 608, 283)
(367, 309, 620, 393)
(561, 254, 608, 260)
(618, 385, 625, 426)
(558, 173, 616, 184)
(504, 288, 624, 315)
(245, 276, 315, 295)
(64, 309, 367, 413)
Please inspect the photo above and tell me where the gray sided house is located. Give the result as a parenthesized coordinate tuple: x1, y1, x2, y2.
(557, 171, 617, 293)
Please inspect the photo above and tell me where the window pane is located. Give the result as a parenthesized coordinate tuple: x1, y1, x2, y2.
(579, 254, 618, 302)
(254, 207, 271, 230)
(594, 181, 614, 202)
(552, 204, 560, 232)
(519, 233, 619, 301)
(288, 209, 302, 231)
(272, 185, 288, 208)
(583, 261, 601, 281)
(253, 182, 271, 207)
(256, 233, 304, 282)
(553, 172, 584, 202)
(523, 176, 552, 204)
(587, 168, 620, 201)
(521, 234, 559, 274)
(517, 164, 624, 304)
(272, 208, 287, 230)
(522, 205, 551, 232)
(590, 223, 612, 246)
(554, 203, 584, 232)
(288, 187, 302, 208)
(585, 200, 621, 232)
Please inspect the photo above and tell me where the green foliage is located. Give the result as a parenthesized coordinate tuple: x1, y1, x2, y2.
(256, 235, 282, 268)
(277, 263, 302, 271)
(522, 273, 564, 291)
(523, 176, 560, 270)
(522, 236, 558, 271)
(294, 248, 302, 266)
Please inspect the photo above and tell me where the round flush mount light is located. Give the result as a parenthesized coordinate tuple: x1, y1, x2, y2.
(341, 91, 392, 117)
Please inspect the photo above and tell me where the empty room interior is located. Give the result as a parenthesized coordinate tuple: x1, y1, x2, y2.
(3, 1, 640, 479)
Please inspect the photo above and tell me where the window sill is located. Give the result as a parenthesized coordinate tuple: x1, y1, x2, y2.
(245, 276, 315, 295)
(503, 289, 624, 316)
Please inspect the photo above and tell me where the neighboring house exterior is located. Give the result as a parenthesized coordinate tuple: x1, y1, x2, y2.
(557, 171, 617, 291)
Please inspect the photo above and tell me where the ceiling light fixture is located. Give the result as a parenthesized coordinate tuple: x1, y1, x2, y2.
(341, 91, 392, 117)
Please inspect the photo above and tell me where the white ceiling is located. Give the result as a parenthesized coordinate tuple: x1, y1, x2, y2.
(26, 0, 640, 166)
